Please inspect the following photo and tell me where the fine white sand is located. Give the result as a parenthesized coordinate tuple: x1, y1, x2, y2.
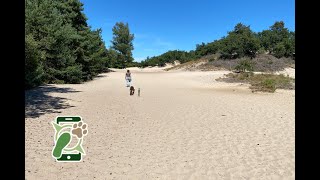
(25, 68, 295, 179)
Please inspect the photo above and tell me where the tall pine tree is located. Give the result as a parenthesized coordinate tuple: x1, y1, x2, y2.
(111, 22, 134, 68)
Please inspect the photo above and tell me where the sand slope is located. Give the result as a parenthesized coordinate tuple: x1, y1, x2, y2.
(25, 68, 295, 179)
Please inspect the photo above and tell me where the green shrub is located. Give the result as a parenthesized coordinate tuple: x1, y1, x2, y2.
(273, 43, 286, 58)
(218, 73, 294, 92)
(260, 79, 276, 92)
(235, 59, 254, 72)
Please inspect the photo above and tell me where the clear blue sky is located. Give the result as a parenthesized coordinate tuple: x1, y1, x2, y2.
(80, 0, 295, 62)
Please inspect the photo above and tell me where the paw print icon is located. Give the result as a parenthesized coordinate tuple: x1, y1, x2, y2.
(52, 116, 88, 162)
(72, 121, 88, 138)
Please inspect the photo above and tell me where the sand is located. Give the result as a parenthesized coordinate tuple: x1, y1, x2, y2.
(276, 67, 295, 78)
(25, 68, 295, 179)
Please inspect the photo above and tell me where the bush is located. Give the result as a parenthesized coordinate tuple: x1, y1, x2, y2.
(253, 54, 292, 72)
(250, 74, 293, 92)
(273, 43, 286, 58)
(218, 73, 294, 92)
(235, 59, 254, 72)
(258, 79, 276, 92)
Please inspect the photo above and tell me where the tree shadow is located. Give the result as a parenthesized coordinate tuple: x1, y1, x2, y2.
(25, 85, 81, 118)
(94, 74, 108, 79)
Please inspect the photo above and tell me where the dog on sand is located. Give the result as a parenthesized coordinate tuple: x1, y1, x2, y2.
(130, 86, 135, 96)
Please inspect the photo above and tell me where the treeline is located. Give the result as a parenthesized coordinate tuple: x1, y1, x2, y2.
(25, 0, 108, 88)
(25, 0, 135, 89)
(140, 50, 198, 67)
(140, 21, 295, 67)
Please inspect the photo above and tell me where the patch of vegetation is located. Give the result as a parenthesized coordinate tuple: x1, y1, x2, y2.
(218, 72, 294, 92)
(234, 59, 255, 72)
(25, 0, 138, 89)
(140, 50, 199, 67)
(252, 54, 294, 72)
(164, 59, 207, 71)
(200, 54, 294, 72)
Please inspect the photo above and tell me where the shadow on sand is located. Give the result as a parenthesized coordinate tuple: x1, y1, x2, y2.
(93, 74, 109, 79)
(25, 85, 81, 118)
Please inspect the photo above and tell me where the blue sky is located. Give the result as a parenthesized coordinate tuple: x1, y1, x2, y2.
(80, 0, 295, 62)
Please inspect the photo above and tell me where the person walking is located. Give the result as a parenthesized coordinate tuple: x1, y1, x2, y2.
(125, 70, 132, 87)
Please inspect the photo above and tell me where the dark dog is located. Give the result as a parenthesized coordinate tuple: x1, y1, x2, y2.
(130, 86, 135, 95)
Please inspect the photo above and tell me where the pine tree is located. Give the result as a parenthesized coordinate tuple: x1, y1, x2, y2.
(111, 22, 134, 68)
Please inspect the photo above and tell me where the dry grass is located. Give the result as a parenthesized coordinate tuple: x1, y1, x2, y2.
(217, 72, 295, 93)
(165, 54, 295, 72)
(191, 54, 295, 72)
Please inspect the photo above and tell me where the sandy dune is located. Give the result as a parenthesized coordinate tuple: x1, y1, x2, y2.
(25, 68, 295, 179)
